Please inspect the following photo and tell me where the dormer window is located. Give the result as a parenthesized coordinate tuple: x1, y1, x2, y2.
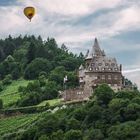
(95, 68, 99, 71)
(89, 67, 92, 71)
(111, 63, 115, 66)
(105, 63, 109, 66)
(102, 68, 105, 71)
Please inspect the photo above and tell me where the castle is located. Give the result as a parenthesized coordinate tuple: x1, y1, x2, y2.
(63, 38, 123, 101)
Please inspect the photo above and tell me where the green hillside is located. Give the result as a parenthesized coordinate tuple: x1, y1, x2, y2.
(0, 35, 84, 108)
(0, 84, 140, 140)
(0, 80, 31, 107)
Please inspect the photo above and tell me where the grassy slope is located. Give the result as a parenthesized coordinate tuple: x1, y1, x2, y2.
(37, 98, 61, 107)
(0, 80, 31, 107)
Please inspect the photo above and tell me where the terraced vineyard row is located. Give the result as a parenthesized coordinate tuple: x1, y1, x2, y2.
(0, 113, 40, 136)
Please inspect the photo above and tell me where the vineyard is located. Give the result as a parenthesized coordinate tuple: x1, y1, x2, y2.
(0, 113, 41, 137)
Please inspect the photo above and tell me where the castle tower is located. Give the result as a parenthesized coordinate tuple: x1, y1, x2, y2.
(63, 38, 123, 102)
(80, 38, 123, 95)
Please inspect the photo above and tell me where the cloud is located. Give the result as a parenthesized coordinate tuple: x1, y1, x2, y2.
(123, 71, 140, 89)
(0, 0, 140, 88)
(22, 0, 122, 16)
(123, 68, 140, 74)
(0, 0, 140, 43)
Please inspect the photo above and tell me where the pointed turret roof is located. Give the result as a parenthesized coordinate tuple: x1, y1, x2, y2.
(92, 38, 103, 56)
(85, 38, 106, 60)
(79, 64, 84, 70)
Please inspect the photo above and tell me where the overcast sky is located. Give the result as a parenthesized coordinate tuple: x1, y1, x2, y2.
(0, 0, 140, 88)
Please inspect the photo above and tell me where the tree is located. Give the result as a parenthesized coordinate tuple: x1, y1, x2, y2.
(48, 66, 66, 87)
(94, 84, 114, 106)
(24, 58, 52, 79)
(0, 81, 3, 92)
(0, 99, 3, 109)
(13, 48, 27, 63)
(64, 130, 82, 140)
(42, 81, 59, 100)
(85, 129, 104, 140)
(2, 74, 12, 85)
(38, 135, 49, 140)
(108, 121, 140, 140)
(66, 72, 79, 88)
(66, 118, 80, 131)
(26, 42, 36, 64)
(51, 130, 64, 140)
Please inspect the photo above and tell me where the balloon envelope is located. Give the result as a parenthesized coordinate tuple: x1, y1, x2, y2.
(24, 7, 35, 21)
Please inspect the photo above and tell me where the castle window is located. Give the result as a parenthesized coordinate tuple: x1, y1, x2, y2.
(102, 75, 105, 79)
(108, 75, 111, 79)
(114, 68, 118, 71)
(91, 63, 95, 66)
(98, 63, 102, 66)
(97, 76, 100, 79)
(114, 75, 118, 80)
(95, 76, 97, 79)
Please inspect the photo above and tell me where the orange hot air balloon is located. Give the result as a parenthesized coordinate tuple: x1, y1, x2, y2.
(24, 7, 35, 22)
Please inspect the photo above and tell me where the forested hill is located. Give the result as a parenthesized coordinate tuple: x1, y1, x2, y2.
(0, 35, 84, 80)
(0, 36, 140, 140)
(1, 84, 140, 140)
(0, 35, 84, 107)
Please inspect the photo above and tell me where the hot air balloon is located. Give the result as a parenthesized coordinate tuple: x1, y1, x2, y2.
(24, 7, 35, 22)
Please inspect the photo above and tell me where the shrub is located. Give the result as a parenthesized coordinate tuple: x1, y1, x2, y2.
(2, 74, 12, 85)
(0, 99, 3, 109)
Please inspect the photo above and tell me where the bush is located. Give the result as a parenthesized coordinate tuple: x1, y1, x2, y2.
(64, 130, 82, 140)
(24, 58, 52, 79)
(94, 84, 114, 105)
(0, 81, 4, 92)
(0, 99, 3, 109)
(39, 71, 47, 78)
(2, 74, 12, 85)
